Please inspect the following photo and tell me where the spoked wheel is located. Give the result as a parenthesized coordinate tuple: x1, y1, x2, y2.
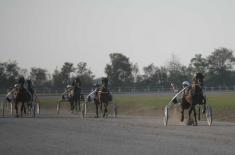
(198, 106, 201, 121)
(112, 103, 118, 118)
(37, 103, 40, 115)
(1, 101, 4, 117)
(32, 102, 40, 118)
(57, 101, 60, 115)
(33, 102, 36, 118)
(163, 106, 169, 126)
(81, 102, 87, 118)
(10, 102, 13, 117)
(206, 105, 212, 126)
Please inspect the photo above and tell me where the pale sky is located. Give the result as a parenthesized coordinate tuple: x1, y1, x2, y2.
(1, 0, 235, 77)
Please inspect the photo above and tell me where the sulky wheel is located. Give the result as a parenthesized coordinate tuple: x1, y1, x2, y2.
(206, 105, 212, 126)
(37, 103, 40, 115)
(57, 101, 61, 115)
(112, 103, 117, 118)
(1, 100, 4, 117)
(33, 102, 40, 117)
(163, 106, 169, 126)
(81, 102, 86, 118)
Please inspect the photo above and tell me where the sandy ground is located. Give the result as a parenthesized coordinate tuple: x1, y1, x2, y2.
(0, 112, 235, 155)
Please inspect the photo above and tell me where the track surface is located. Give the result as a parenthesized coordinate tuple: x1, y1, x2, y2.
(0, 114, 235, 155)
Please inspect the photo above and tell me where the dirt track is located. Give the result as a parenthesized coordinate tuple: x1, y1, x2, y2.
(0, 114, 235, 155)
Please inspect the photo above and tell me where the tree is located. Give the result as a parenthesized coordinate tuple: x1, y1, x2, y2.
(189, 54, 208, 75)
(131, 63, 139, 83)
(143, 63, 156, 80)
(60, 62, 75, 85)
(207, 48, 235, 86)
(30, 67, 48, 87)
(207, 48, 235, 73)
(52, 67, 63, 88)
(105, 53, 133, 87)
(52, 62, 75, 88)
(5, 61, 20, 87)
(167, 55, 190, 87)
(0, 62, 7, 89)
(76, 62, 95, 87)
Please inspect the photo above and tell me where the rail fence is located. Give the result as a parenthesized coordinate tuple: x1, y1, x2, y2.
(0, 86, 235, 97)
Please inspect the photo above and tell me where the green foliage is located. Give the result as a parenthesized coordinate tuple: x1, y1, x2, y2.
(105, 53, 133, 87)
(52, 62, 94, 88)
(30, 67, 48, 87)
(189, 54, 208, 75)
(206, 48, 235, 86)
(0, 61, 20, 88)
(76, 62, 95, 87)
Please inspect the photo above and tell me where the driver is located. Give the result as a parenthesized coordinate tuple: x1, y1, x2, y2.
(182, 81, 191, 95)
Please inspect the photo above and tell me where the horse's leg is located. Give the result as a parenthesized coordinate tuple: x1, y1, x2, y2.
(15, 101, 19, 118)
(95, 101, 99, 118)
(70, 99, 74, 112)
(23, 102, 26, 115)
(180, 108, 184, 122)
(202, 96, 206, 114)
(73, 99, 77, 112)
(78, 98, 81, 111)
(20, 102, 24, 117)
(102, 102, 105, 118)
(99, 98, 103, 113)
(193, 107, 198, 126)
(188, 105, 193, 125)
(104, 102, 108, 118)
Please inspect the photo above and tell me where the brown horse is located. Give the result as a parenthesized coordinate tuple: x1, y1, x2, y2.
(181, 73, 206, 125)
(15, 86, 29, 117)
(95, 78, 109, 118)
(61, 78, 81, 113)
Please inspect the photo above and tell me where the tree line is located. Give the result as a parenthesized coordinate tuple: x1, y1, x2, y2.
(0, 47, 235, 91)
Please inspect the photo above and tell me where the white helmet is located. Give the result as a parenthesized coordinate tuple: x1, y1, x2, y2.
(66, 85, 72, 88)
(182, 81, 190, 87)
(14, 84, 19, 88)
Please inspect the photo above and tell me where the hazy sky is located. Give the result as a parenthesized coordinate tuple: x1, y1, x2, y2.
(1, 0, 235, 77)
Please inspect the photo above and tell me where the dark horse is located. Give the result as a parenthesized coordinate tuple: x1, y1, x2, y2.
(25, 79, 35, 112)
(15, 77, 30, 117)
(181, 73, 206, 125)
(95, 77, 109, 118)
(65, 77, 81, 112)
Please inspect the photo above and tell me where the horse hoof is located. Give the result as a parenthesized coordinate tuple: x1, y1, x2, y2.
(194, 122, 198, 126)
(186, 119, 193, 125)
(202, 109, 206, 114)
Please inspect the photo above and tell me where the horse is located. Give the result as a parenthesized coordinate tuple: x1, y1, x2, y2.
(95, 78, 110, 118)
(25, 79, 35, 112)
(15, 84, 29, 117)
(62, 78, 81, 113)
(181, 73, 206, 125)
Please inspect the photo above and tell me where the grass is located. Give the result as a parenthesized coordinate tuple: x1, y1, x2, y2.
(38, 92, 235, 122)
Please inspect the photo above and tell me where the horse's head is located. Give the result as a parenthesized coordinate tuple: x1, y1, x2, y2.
(74, 77, 81, 87)
(193, 72, 204, 88)
(26, 79, 32, 88)
(18, 76, 25, 86)
(101, 77, 109, 88)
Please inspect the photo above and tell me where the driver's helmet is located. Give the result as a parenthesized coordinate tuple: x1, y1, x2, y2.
(66, 85, 72, 89)
(14, 84, 19, 88)
(182, 81, 190, 88)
